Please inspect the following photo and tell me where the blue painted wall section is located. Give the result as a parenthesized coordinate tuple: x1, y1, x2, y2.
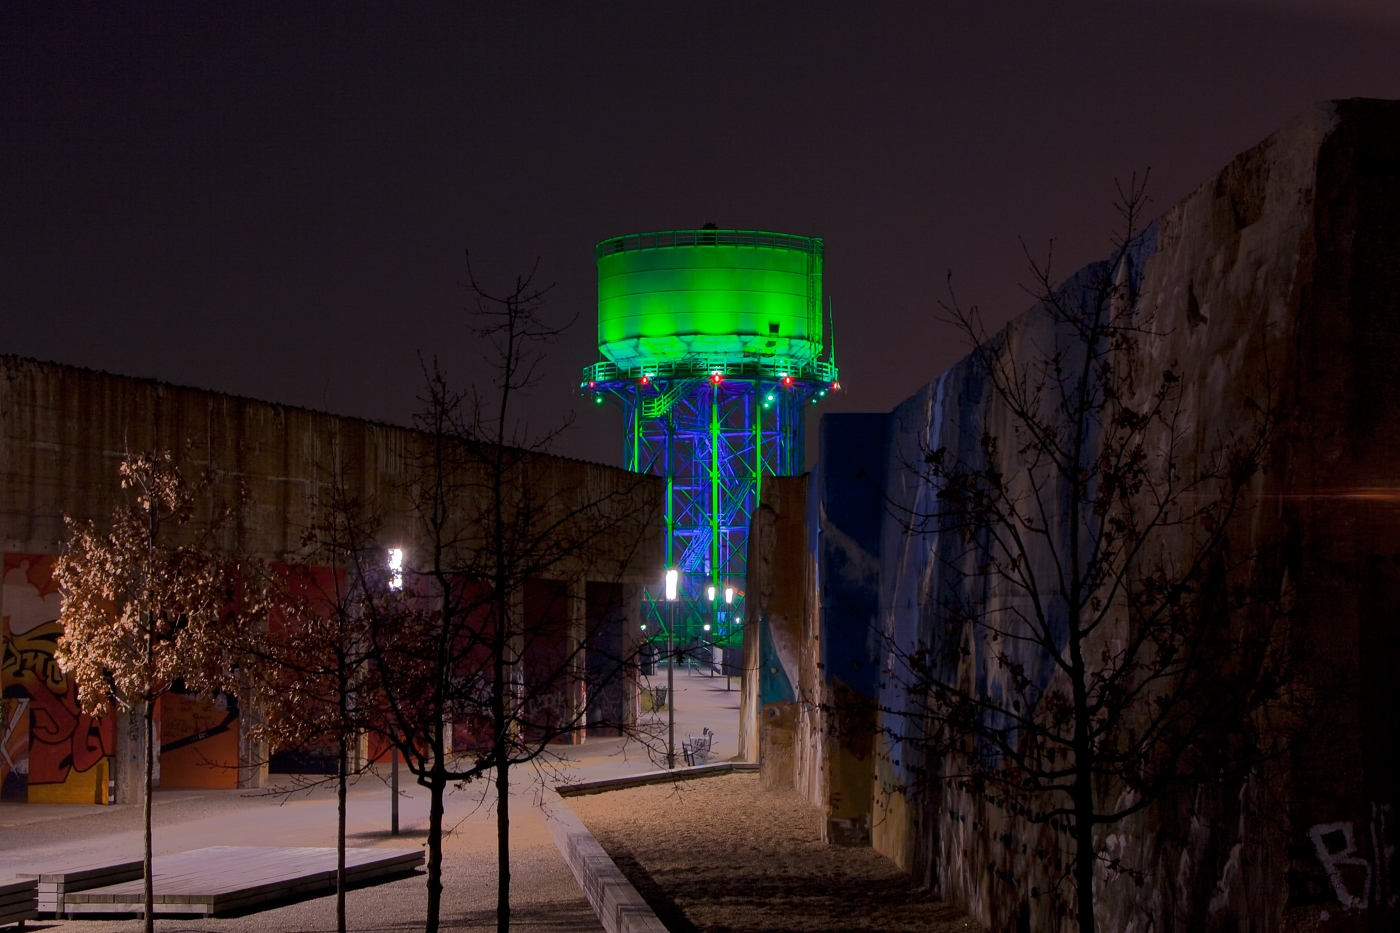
(813, 413, 889, 844)
(757, 613, 796, 705)
(818, 413, 889, 700)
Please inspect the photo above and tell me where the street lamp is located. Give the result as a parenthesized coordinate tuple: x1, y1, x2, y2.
(703, 622, 713, 677)
(387, 548, 405, 591)
(705, 585, 717, 670)
(385, 547, 406, 833)
(664, 568, 680, 769)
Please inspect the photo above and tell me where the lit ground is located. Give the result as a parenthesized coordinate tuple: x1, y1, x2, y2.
(3, 668, 975, 932)
(0, 665, 741, 932)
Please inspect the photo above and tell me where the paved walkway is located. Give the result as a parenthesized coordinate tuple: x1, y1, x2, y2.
(1, 666, 740, 931)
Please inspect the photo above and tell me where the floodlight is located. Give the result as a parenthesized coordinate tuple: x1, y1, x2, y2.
(665, 568, 679, 601)
(388, 548, 405, 591)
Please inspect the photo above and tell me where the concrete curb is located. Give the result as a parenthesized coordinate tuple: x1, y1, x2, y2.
(543, 789, 669, 933)
(554, 761, 759, 798)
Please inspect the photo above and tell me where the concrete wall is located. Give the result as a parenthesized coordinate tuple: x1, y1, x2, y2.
(748, 99, 1400, 932)
(815, 416, 887, 846)
(0, 357, 664, 804)
(744, 476, 816, 792)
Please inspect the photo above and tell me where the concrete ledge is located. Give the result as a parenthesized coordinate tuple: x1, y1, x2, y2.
(555, 761, 758, 798)
(543, 790, 668, 933)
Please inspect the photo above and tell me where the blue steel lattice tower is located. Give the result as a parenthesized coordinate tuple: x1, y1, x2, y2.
(581, 229, 840, 643)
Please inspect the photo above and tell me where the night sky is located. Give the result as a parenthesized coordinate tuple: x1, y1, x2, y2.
(4, 2, 1400, 466)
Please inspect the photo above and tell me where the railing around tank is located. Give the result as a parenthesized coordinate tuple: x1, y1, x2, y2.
(581, 357, 838, 387)
(596, 229, 823, 260)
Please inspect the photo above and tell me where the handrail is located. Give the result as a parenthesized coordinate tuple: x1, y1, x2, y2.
(597, 229, 823, 260)
(581, 357, 838, 387)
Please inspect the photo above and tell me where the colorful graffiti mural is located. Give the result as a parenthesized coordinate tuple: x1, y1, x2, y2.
(1, 695, 28, 801)
(159, 690, 239, 789)
(1, 554, 114, 803)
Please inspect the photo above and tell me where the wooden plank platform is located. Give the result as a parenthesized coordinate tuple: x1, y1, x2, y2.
(16, 856, 142, 916)
(0, 877, 39, 928)
(62, 847, 423, 917)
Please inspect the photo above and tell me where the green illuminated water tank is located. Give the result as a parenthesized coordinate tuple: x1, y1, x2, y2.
(596, 229, 823, 370)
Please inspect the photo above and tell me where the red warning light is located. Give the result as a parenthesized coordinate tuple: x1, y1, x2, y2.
(710, 372, 723, 385)
(781, 375, 794, 387)
(831, 381, 841, 391)
(639, 375, 651, 386)
(588, 381, 596, 389)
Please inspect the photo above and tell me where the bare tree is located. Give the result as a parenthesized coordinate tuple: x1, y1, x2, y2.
(338, 258, 655, 933)
(53, 451, 244, 933)
(879, 180, 1298, 932)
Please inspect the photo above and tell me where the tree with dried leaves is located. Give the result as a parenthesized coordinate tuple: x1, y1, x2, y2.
(224, 485, 377, 933)
(54, 451, 242, 933)
(879, 179, 1297, 932)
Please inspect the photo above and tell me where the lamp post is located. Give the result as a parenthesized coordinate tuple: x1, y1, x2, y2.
(387, 547, 405, 834)
(706, 584, 717, 674)
(665, 568, 679, 769)
(721, 586, 734, 679)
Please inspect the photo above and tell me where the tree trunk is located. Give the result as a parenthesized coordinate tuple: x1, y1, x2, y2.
(496, 757, 510, 933)
(143, 697, 154, 933)
(337, 734, 348, 933)
(424, 772, 445, 933)
(1074, 785, 1095, 933)
(143, 505, 158, 933)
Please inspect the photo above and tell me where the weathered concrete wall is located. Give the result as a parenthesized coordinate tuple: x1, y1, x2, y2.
(743, 476, 813, 789)
(0, 356, 664, 577)
(804, 99, 1400, 932)
(0, 357, 664, 803)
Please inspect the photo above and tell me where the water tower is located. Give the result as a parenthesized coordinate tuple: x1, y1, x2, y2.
(582, 228, 839, 644)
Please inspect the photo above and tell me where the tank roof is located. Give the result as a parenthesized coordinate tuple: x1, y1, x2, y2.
(596, 229, 822, 260)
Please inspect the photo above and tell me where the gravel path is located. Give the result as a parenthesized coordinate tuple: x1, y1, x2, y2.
(567, 772, 982, 933)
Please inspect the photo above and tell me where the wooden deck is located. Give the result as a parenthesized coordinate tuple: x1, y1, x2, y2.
(16, 856, 142, 916)
(0, 878, 38, 928)
(61, 846, 423, 917)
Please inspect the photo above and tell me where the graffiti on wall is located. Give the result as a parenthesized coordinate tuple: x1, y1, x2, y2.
(1309, 803, 1398, 913)
(0, 554, 114, 803)
(0, 696, 28, 801)
(160, 690, 239, 789)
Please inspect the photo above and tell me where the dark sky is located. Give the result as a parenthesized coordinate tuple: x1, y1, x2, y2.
(4, 2, 1400, 466)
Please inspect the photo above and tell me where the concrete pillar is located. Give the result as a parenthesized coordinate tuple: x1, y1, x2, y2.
(567, 577, 586, 745)
(744, 477, 809, 789)
(623, 582, 641, 734)
(237, 701, 268, 790)
(113, 706, 146, 804)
